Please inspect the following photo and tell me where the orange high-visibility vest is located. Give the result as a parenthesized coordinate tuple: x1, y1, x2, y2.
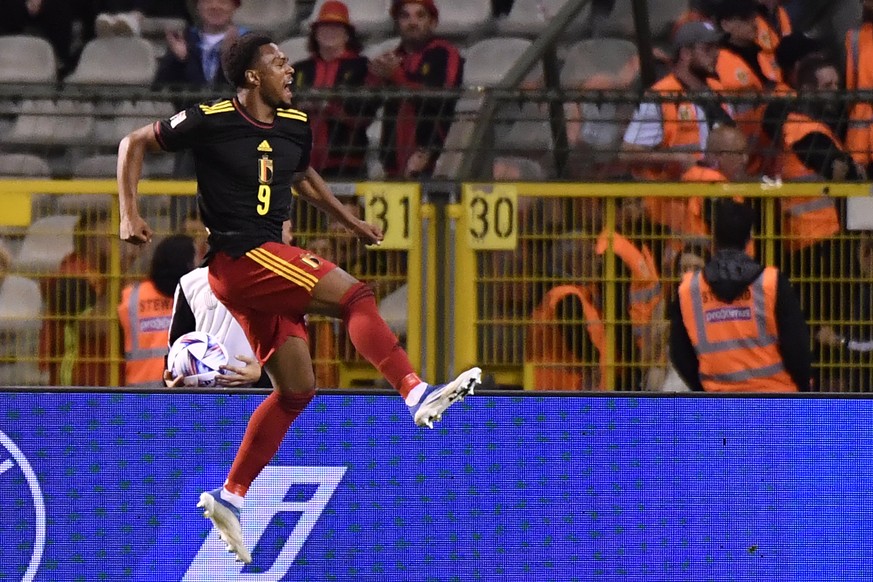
(528, 285, 606, 391)
(595, 230, 662, 346)
(845, 24, 873, 164)
(636, 74, 730, 227)
(680, 164, 728, 237)
(778, 111, 841, 250)
(677, 267, 797, 392)
(118, 280, 174, 386)
(756, 7, 791, 54)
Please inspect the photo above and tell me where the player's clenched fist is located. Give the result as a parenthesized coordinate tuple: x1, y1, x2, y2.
(120, 215, 153, 244)
(350, 218, 383, 246)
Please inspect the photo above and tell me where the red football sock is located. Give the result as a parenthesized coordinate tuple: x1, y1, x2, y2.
(340, 282, 420, 397)
(224, 390, 314, 497)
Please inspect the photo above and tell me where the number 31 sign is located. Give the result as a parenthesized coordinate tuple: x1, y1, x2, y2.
(359, 183, 420, 250)
(463, 184, 518, 250)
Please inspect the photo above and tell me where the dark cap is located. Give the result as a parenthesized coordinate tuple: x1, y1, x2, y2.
(673, 21, 724, 48)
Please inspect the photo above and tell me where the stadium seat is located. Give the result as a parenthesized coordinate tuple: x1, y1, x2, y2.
(0, 153, 51, 177)
(494, 101, 553, 154)
(304, 0, 393, 37)
(13, 214, 78, 274)
(111, 100, 176, 146)
(560, 38, 639, 88)
(435, 0, 493, 38)
(495, 0, 590, 39)
(463, 37, 537, 87)
(279, 36, 311, 63)
(591, 0, 686, 40)
(234, 0, 299, 38)
(65, 38, 156, 85)
(0, 35, 56, 83)
(0, 274, 45, 385)
(9, 100, 95, 146)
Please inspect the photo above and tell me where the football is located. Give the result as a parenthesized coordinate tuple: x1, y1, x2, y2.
(167, 331, 229, 387)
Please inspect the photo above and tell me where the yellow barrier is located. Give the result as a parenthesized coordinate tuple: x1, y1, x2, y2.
(0, 179, 427, 388)
(1, 178, 871, 391)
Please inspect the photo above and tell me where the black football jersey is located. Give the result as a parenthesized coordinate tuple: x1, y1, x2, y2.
(155, 98, 312, 256)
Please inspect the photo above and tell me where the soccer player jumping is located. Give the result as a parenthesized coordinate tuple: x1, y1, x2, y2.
(116, 32, 481, 564)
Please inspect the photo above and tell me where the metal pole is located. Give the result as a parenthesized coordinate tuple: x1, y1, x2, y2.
(630, 0, 657, 88)
(459, 0, 593, 180)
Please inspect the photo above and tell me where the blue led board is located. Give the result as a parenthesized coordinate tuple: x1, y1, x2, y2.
(1, 392, 871, 581)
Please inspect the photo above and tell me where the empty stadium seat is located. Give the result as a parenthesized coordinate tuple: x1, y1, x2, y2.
(9, 100, 95, 146)
(435, 0, 493, 37)
(496, 0, 590, 38)
(13, 214, 78, 274)
(304, 0, 393, 37)
(0, 274, 45, 385)
(111, 100, 176, 146)
(65, 38, 156, 85)
(591, 0, 686, 40)
(0, 153, 51, 177)
(234, 0, 299, 38)
(279, 36, 310, 63)
(560, 38, 639, 88)
(463, 37, 536, 87)
(0, 35, 56, 83)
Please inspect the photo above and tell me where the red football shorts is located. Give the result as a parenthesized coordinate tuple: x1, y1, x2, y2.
(208, 242, 338, 363)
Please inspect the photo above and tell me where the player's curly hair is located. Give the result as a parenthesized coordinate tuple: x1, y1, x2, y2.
(222, 32, 274, 88)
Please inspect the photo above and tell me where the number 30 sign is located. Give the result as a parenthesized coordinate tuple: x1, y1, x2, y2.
(463, 184, 518, 250)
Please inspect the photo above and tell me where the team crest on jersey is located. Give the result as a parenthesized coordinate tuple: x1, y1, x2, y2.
(421, 63, 430, 75)
(758, 31, 772, 50)
(170, 110, 187, 128)
(259, 155, 274, 185)
(736, 68, 750, 85)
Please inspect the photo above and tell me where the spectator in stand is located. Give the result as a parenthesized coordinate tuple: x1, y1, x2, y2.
(154, 0, 246, 226)
(368, 0, 464, 178)
(620, 21, 734, 263)
(153, 0, 244, 91)
(755, 0, 792, 59)
(680, 124, 754, 251)
(292, 1, 376, 180)
(0, 0, 97, 77)
(94, 0, 192, 38)
(845, 0, 873, 176)
(118, 234, 195, 387)
(39, 208, 120, 386)
(670, 199, 811, 393)
(716, 0, 781, 92)
(763, 54, 864, 388)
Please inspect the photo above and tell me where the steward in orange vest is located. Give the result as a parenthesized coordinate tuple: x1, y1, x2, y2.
(845, 13, 873, 170)
(118, 235, 195, 386)
(762, 56, 862, 253)
(755, 1, 791, 62)
(670, 200, 810, 392)
(621, 21, 735, 231)
(528, 284, 606, 391)
(527, 231, 662, 390)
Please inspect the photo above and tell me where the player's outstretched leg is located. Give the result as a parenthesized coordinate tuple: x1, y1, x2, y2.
(197, 487, 252, 564)
(333, 280, 483, 428)
(406, 366, 482, 429)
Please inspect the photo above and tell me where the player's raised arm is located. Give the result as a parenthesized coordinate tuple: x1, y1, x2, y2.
(117, 123, 162, 245)
(293, 166, 384, 245)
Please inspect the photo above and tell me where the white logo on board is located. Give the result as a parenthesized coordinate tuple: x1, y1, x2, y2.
(0, 430, 46, 582)
(182, 466, 346, 581)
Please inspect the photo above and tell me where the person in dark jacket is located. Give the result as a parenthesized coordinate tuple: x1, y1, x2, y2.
(291, 0, 376, 179)
(669, 199, 811, 391)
